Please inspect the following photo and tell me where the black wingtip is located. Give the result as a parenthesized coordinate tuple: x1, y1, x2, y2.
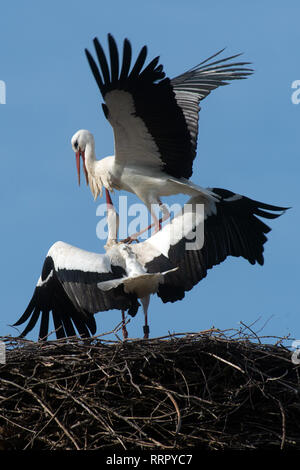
(102, 103, 109, 119)
(13, 296, 36, 327)
(128, 44, 148, 79)
(85, 47, 105, 95)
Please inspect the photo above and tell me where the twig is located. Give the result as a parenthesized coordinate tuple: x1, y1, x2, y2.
(0, 378, 80, 450)
(205, 352, 245, 374)
(277, 399, 286, 450)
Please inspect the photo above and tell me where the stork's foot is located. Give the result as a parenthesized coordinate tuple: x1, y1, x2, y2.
(122, 219, 163, 243)
(143, 325, 150, 339)
(120, 235, 140, 244)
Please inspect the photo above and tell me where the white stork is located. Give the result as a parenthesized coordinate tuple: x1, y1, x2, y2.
(13, 189, 287, 340)
(71, 34, 252, 233)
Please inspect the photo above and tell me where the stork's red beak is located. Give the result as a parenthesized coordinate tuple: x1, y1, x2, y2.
(75, 151, 81, 186)
(75, 151, 89, 186)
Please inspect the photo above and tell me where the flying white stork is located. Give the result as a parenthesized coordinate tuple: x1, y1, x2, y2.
(13, 189, 287, 340)
(71, 34, 252, 233)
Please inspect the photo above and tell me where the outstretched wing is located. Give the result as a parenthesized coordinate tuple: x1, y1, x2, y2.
(85, 34, 252, 179)
(14, 241, 139, 340)
(132, 191, 287, 302)
(171, 50, 252, 167)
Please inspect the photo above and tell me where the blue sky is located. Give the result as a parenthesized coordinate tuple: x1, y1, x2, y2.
(0, 0, 299, 344)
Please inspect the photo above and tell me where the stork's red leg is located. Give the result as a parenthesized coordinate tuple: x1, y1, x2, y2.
(121, 310, 128, 340)
(120, 217, 163, 244)
(141, 296, 150, 339)
(143, 320, 149, 339)
(122, 202, 170, 243)
(105, 188, 114, 210)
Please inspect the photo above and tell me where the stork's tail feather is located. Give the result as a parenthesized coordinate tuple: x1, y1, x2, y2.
(167, 177, 220, 202)
(98, 268, 178, 299)
(156, 188, 288, 305)
(212, 187, 289, 220)
(206, 187, 289, 266)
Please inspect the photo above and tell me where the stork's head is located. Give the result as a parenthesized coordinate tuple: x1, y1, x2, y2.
(71, 129, 94, 186)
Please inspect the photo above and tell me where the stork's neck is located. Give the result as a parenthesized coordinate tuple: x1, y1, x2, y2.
(121, 246, 146, 276)
(84, 140, 97, 174)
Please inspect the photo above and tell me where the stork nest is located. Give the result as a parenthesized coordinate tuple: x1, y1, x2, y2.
(0, 326, 300, 451)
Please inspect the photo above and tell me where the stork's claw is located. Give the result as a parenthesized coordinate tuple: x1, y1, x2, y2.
(120, 236, 140, 244)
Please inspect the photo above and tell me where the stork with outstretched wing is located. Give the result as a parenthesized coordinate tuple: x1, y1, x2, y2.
(72, 34, 252, 234)
(14, 189, 286, 340)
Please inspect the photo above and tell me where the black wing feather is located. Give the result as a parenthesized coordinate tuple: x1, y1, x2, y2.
(128, 45, 148, 79)
(85, 35, 252, 179)
(52, 310, 66, 338)
(119, 38, 132, 82)
(39, 310, 50, 340)
(93, 37, 111, 85)
(85, 48, 104, 94)
(14, 243, 140, 341)
(108, 33, 119, 83)
(144, 190, 288, 303)
(16, 307, 41, 338)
